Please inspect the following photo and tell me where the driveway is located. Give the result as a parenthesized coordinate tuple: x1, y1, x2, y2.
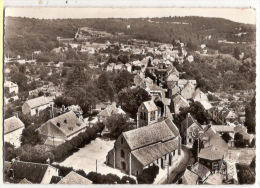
(155, 146, 191, 184)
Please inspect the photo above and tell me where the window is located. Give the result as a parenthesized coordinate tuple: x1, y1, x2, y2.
(121, 162, 126, 170)
(121, 137, 124, 144)
(64, 119, 67, 123)
(121, 150, 125, 158)
(56, 122, 60, 127)
(150, 111, 156, 121)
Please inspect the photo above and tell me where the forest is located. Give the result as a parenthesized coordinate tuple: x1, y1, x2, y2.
(4, 16, 255, 58)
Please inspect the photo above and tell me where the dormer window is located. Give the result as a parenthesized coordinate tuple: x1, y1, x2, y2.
(64, 119, 67, 123)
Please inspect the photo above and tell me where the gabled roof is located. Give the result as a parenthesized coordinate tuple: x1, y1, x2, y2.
(142, 100, 158, 112)
(97, 104, 126, 117)
(19, 178, 32, 184)
(123, 119, 178, 150)
(4, 116, 25, 134)
(192, 162, 210, 179)
(198, 145, 226, 161)
(181, 114, 202, 130)
(38, 111, 87, 137)
(182, 169, 199, 185)
(4, 81, 18, 88)
(58, 171, 92, 184)
(173, 94, 189, 106)
(24, 96, 54, 109)
(161, 97, 171, 106)
(132, 139, 179, 166)
(211, 125, 235, 133)
(165, 118, 180, 136)
(10, 161, 55, 183)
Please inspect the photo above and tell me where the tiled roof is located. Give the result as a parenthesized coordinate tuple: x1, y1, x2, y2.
(211, 125, 235, 133)
(143, 100, 158, 112)
(132, 139, 179, 166)
(192, 162, 210, 179)
(198, 145, 226, 161)
(19, 178, 32, 184)
(182, 169, 199, 185)
(58, 171, 92, 184)
(97, 104, 126, 117)
(38, 111, 87, 137)
(4, 116, 25, 134)
(24, 96, 54, 109)
(123, 119, 178, 150)
(10, 161, 53, 183)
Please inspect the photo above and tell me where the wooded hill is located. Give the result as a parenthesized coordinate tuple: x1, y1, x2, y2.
(4, 16, 255, 57)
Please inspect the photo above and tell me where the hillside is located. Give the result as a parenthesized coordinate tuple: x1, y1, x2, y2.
(4, 16, 255, 57)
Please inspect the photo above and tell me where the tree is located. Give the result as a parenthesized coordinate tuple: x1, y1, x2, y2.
(113, 70, 134, 93)
(137, 165, 159, 184)
(118, 87, 151, 118)
(104, 114, 133, 139)
(222, 132, 232, 143)
(234, 133, 247, 147)
(233, 47, 241, 60)
(244, 96, 255, 134)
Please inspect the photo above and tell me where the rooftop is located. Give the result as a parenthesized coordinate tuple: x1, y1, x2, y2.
(4, 116, 25, 134)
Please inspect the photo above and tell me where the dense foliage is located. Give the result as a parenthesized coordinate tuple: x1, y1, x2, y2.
(86, 172, 136, 184)
(137, 165, 159, 184)
(244, 96, 255, 133)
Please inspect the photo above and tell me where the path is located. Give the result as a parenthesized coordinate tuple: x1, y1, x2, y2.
(155, 146, 191, 184)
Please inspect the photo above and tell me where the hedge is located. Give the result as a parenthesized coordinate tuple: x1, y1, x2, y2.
(86, 172, 136, 184)
(137, 165, 159, 184)
(52, 123, 104, 162)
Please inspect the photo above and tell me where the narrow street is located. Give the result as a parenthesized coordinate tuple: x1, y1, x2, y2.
(155, 146, 191, 184)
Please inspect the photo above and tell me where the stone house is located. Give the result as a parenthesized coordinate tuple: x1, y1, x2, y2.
(106, 119, 181, 176)
(22, 96, 54, 116)
(181, 82, 196, 100)
(37, 111, 88, 146)
(7, 161, 59, 184)
(4, 116, 25, 148)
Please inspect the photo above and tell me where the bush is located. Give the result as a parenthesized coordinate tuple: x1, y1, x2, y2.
(137, 165, 159, 184)
(86, 172, 136, 184)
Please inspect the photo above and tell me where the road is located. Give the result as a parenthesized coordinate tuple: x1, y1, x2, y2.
(156, 146, 191, 184)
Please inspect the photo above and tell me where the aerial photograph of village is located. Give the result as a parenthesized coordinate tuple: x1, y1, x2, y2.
(3, 8, 256, 185)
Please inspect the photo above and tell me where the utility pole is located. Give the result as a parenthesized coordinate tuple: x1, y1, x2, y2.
(96, 159, 98, 173)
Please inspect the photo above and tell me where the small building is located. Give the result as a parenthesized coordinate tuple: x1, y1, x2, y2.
(182, 168, 199, 184)
(22, 96, 54, 116)
(57, 171, 92, 184)
(137, 100, 159, 127)
(172, 94, 190, 115)
(4, 116, 25, 148)
(37, 111, 88, 146)
(191, 162, 211, 183)
(7, 161, 59, 184)
(97, 103, 126, 122)
(181, 82, 196, 100)
(4, 81, 19, 94)
(192, 88, 208, 102)
(180, 113, 203, 146)
(106, 119, 181, 176)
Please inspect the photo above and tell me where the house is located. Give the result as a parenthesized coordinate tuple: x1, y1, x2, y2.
(37, 111, 88, 146)
(146, 84, 166, 99)
(97, 103, 126, 122)
(182, 168, 199, 184)
(137, 100, 159, 127)
(180, 113, 203, 146)
(181, 82, 196, 100)
(106, 119, 181, 176)
(172, 94, 190, 115)
(192, 89, 208, 102)
(22, 96, 54, 116)
(57, 171, 92, 184)
(198, 127, 228, 173)
(204, 173, 224, 185)
(19, 178, 32, 184)
(7, 161, 59, 184)
(191, 162, 211, 183)
(106, 63, 115, 72)
(4, 81, 19, 94)
(4, 116, 25, 148)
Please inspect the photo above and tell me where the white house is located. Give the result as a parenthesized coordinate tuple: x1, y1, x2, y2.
(4, 81, 19, 94)
(4, 116, 25, 148)
(22, 96, 54, 116)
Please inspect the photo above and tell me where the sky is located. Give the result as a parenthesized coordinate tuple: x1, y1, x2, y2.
(5, 8, 256, 25)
